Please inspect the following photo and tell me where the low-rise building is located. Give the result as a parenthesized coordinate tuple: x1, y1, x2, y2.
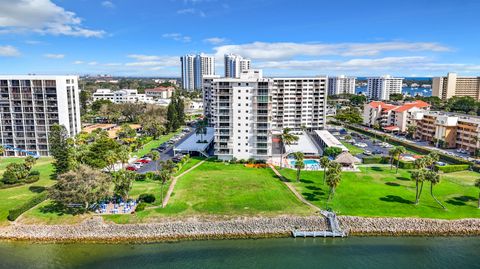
(363, 100, 430, 132)
(92, 89, 153, 104)
(413, 111, 480, 154)
(145, 86, 175, 99)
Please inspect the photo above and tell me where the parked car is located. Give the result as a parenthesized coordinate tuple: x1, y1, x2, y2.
(355, 143, 368, 148)
(126, 166, 138, 171)
(172, 154, 183, 163)
(363, 150, 372, 156)
(372, 149, 383, 155)
(133, 162, 144, 168)
(137, 159, 150, 164)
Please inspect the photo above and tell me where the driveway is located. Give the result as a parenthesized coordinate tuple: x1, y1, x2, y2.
(136, 128, 194, 174)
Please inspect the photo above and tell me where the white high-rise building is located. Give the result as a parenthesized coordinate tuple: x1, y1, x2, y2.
(181, 54, 215, 91)
(224, 54, 251, 78)
(328, 75, 356, 95)
(195, 54, 215, 90)
(367, 75, 403, 100)
(203, 70, 327, 161)
(180, 55, 195, 91)
(0, 75, 81, 156)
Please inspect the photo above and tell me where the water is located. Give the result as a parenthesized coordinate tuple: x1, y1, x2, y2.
(0, 237, 478, 269)
(356, 86, 432, 97)
(290, 159, 320, 169)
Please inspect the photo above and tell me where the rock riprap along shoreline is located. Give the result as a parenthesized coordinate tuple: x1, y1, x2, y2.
(0, 216, 478, 242)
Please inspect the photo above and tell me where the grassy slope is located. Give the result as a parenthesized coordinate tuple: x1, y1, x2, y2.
(279, 165, 480, 219)
(105, 161, 313, 223)
(0, 157, 55, 225)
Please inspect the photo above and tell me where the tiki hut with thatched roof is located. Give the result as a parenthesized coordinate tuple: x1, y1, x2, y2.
(334, 152, 361, 170)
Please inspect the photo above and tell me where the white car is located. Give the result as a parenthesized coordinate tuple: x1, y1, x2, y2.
(133, 162, 143, 168)
(355, 143, 368, 148)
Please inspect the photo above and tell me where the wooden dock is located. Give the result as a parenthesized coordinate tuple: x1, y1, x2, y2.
(292, 230, 346, 238)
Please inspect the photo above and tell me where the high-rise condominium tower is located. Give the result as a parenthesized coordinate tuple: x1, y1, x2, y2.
(328, 75, 356, 95)
(367, 75, 403, 100)
(203, 70, 327, 161)
(181, 54, 215, 91)
(0, 75, 81, 156)
(224, 54, 251, 78)
(432, 73, 480, 100)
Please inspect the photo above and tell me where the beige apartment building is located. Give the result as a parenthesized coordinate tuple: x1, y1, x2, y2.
(432, 73, 480, 100)
(414, 111, 480, 154)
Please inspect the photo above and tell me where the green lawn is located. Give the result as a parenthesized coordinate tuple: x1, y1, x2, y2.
(342, 142, 363, 155)
(133, 129, 183, 157)
(105, 161, 313, 223)
(279, 165, 480, 219)
(0, 157, 55, 225)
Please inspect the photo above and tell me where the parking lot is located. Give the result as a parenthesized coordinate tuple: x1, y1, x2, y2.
(336, 131, 394, 158)
(129, 127, 195, 174)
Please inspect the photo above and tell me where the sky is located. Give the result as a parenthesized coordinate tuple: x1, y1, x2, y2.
(0, 0, 480, 77)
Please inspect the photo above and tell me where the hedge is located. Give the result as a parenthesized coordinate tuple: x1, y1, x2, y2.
(138, 193, 156, 203)
(362, 156, 388, 164)
(7, 192, 48, 221)
(435, 164, 470, 173)
(135, 202, 147, 212)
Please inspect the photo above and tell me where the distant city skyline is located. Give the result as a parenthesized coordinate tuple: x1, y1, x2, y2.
(0, 0, 479, 77)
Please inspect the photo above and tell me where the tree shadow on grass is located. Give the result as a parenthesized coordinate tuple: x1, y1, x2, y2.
(379, 195, 414, 204)
(446, 195, 476, 206)
(300, 179, 314, 184)
(39, 202, 81, 216)
(396, 177, 410, 181)
(302, 190, 324, 202)
(385, 182, 400, 187)
(370, 167, 384, 172)
(305, 185, 322, 191)
(28, 186, 46, 193)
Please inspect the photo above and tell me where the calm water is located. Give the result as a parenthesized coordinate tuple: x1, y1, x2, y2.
(0, 237, 478, 269)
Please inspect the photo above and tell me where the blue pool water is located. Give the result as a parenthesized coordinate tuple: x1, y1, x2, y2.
(290, 159, 319, 166)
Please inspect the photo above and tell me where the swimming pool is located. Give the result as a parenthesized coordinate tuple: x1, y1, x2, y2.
(289, 159, 320, 168)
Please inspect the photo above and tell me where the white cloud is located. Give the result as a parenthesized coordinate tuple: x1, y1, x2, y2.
(162, 33, 191, 43)
(88, 61, 98, 65)
(213, 41, 450, 60)
(204, 37, 227, 45)
(177, 8, 206, 17)
(0, 45, 20, 56)
(44, 53, 64, 59)
(125, 55, 178, 67)
(0, 0, 105, 37)
(101, 1, 115, 8)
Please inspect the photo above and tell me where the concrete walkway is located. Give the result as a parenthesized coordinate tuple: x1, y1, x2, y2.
(268, 164, 322, 212)
(161, 159, 207, 208)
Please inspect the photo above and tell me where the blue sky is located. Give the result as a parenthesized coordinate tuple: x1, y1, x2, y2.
(0, 0, 479, 77)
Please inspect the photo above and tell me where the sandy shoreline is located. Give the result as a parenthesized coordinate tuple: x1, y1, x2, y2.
(0, 216, 479, 243)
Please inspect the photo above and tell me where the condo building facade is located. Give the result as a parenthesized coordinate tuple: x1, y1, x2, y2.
(413, 111, 480, 154)
(363, 100, 430, 132)
(0, 75, 81, 156)
(224, 54, 251, 78)
(367, 75, 403, 100)
(181, 54, 215, 91)
(92, 89, 153, 104)
(203, 70, 327, 161)
(328, 75, 356, 95)
(432, 72, 480, 100)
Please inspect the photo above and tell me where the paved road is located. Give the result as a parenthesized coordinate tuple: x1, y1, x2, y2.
(136, 128, 195, 174)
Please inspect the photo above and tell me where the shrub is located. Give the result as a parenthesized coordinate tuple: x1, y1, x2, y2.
(138, 193, 156, 203)
(362, 156, 385, 164)
(29, 170, 40, 176)
(7, 192, 48, 221)
(24, 175, 40, 184)
(143, 172, 156, 181)
(135, 202, 147, 212)
(135, 174, 146, 181)
(435, 164, 470, 173)
(398, 159, 415, 169)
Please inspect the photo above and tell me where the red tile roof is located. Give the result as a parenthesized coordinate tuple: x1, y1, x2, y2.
(368, 100, 431, 113)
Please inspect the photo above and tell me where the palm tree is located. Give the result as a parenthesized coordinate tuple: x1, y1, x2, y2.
(394, 146, 406, 174)
(279, 128, 299, 169)
(424, 170, 446, 209)
(427, 152, 439, 169)
(406, 125, 417, 139)
(292, 152, 305, 182)
(326, 161, 342, 204)
(411, 169, 425, 205)
(388, 148, 396, 170)
(475, 179, 480, 209)
(319, 156, 331, 185)
(0, 145, 4, 157)
(195, 120, 207, 141)
(151, 150, 160, 173)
